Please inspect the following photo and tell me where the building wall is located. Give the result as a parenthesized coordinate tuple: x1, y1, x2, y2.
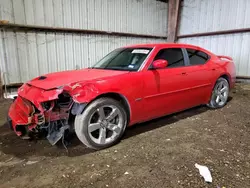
(0, 31, 164, 84)
(0, 0, 167, 36)
(0, 0, 168, 85)
(178, 0, 250, 77)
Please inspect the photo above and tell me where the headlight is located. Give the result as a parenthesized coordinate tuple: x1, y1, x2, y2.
(41, 101, 51, 111)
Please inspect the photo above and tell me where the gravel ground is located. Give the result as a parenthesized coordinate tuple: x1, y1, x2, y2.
(0, 83, 250, 188)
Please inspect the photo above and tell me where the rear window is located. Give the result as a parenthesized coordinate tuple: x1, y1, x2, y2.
(187, 49, 209, 65)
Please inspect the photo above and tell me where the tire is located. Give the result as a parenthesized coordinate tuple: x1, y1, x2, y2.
(207, 77, 229, 109)
(74, 97, 127, 150)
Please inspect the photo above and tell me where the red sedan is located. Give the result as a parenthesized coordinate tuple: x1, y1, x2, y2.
(8, 43, 236, 149)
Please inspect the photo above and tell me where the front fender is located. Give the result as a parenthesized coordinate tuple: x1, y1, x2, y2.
(64, 83, 101, 103)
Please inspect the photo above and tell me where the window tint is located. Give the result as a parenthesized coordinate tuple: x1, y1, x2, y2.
(154, 48, 185, 68)
(187, 49, 209, 65)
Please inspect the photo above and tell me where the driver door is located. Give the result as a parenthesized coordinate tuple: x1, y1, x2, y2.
(141, 48, 192, 121)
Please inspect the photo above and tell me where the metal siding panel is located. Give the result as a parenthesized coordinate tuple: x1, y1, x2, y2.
(107, 1, 113, 32)
(101, 0, 108, 31)
(135, 0, 141, 34)
(79, 0, 88, 29)
(55, 33, 66, 71)
(96, 0, 168, 35)
(236, 0, 245, 29)
(245, 0, 250, 27)
(16, 32, 29, 83)
(0, 0, 167, 36)
(44, 0, 54, 27)
(0, 0, 14, 22)
(95, 35, 104, 63)
(36, 33, 48, 75)
(130, 0, 138, 34)
(4, 31, 19, 84)
(94, 0, 103, 31)
(24, 0, 35, 25)
(71, 0, 80, 29)
(33, 0, 45, 25)
(178, 33, 250, 77)
(80, 34, 89, 68)
(64, 33, 74, 70)
(88, 35, 95, 66)
(0, 30, 7, 84)
(62, 0, 72, 28)
(179, 0, 250, 35)
(154, 0, 160, 35)
(87, 0, 95, 30)
(238, 33, 250, 76)
(12, 0, 25, 24)
(120, 0, 127, 33)
(73, 34, 81, 70)
(27, 32, 39, 78)
(46, 32, 57, 73)
(53, 0, 63, 27)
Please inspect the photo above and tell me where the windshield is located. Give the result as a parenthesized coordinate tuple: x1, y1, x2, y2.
(91, 48, 152, 71)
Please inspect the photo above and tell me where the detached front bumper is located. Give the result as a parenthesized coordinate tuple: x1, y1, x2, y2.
(8, 96, 44, 136)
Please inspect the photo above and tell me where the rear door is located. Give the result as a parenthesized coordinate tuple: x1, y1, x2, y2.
(182, 48, 215, 105)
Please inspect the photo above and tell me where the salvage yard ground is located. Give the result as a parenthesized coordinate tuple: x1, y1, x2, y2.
(0, 83, 250, 188)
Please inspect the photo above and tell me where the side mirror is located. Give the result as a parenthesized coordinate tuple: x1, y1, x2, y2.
(152, 59, 168, 69)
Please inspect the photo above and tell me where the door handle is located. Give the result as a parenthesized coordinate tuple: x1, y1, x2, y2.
(181, 72, 187, 75)
(212, 68, 216, 71)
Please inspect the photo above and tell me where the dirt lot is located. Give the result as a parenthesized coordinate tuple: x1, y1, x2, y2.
(0, 83, 250, 188)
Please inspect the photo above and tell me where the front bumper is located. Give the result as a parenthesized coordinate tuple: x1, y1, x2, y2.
(8, 96, 44, 136)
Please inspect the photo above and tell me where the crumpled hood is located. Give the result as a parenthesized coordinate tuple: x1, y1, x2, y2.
(28, 68, 129, 90)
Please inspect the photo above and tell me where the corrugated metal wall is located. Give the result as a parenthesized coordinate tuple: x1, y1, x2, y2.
(0, 0, 168, 85)
(0, 0, 167, 36)
(178, 0, 250, 77)
(0, 31, 164, 84)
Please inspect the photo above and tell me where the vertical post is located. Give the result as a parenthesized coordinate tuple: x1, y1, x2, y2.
(167, 0, 181, 42)
(0, 70, 3, 99)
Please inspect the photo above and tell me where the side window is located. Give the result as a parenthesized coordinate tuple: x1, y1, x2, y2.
(187, 48, 209, 65)
(154, 48, 185, 68)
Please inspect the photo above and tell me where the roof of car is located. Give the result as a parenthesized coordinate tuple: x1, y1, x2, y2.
(125, 43, 200, 48)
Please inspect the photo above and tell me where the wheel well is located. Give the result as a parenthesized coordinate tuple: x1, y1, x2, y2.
(95, 93, 131, 123)
(220, 74, 230, 86)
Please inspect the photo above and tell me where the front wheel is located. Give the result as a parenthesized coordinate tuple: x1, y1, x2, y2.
(74, 97, 127, 150)
(207, 77, 229, 109)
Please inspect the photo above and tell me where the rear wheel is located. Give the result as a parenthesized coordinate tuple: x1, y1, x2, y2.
(207, 77, 229, 108)
(74, 97, 127, 150)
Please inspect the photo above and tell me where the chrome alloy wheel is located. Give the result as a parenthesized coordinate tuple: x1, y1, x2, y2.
(213, 79, 229, 106)
(87, 105, 123, 145)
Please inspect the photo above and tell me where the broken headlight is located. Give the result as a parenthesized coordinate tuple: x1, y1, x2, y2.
(41, 101, 52, 111)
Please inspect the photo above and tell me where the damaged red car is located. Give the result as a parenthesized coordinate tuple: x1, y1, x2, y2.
(8, 43, 236, 150)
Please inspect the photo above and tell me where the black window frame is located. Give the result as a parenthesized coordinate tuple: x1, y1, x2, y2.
(148, 47, 189, 70)
(183, 48, 211, 66)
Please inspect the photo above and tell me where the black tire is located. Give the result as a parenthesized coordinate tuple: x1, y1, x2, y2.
(74, 97, 127, 150)
(207, 77, 229, 109)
